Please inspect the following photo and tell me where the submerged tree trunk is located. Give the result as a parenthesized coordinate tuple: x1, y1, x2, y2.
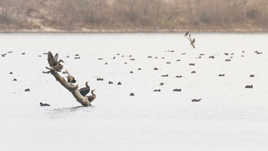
(45, 52, 95, 106)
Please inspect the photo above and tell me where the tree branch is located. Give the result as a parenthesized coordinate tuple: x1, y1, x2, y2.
(46, 52, 95, 107)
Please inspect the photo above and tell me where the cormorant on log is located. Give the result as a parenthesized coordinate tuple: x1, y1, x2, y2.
(65, 70, 76, 83)
(79, 81, 90, 96)
(47, 51, 64, 72)
(87, 89, 96, 102)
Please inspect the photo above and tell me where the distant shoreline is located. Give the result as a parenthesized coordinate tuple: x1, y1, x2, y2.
(0, 28, 267, 33)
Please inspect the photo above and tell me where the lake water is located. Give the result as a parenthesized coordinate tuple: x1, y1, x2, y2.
(1, 33, 268, 151)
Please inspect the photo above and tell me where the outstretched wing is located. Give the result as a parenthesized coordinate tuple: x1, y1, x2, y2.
(54, 53, 59, 62)
(48, 51, 55, 67)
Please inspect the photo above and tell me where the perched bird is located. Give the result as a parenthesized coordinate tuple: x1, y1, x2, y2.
(79, 82, 90, 96)
(65, 70, 76, 83)
(47, 51, 64, 72)
(87, 89, 96, 103)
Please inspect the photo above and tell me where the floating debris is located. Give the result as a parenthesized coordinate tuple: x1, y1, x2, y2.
(13, 78, 17, 82)
(160, 82, 164, 86)
(21, 52, 26, 55)
(104, 62, 108, 65)
(9, 72, 13, 75)
(108, 81, 113, 84)
(137, 68, 142, 71)
(154, 67, 159, 71)
(225, 59, 231, 62)
(97, 58, 103, 60)
(130, 71, 134, 74)
(147, 56, 152, 58)
(117, 82, 122, 85)
(176, 59, 181, 62)
(218, 74, 225, 77)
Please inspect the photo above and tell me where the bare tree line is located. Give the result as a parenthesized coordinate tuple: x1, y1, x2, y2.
(0, 0, 268, 31)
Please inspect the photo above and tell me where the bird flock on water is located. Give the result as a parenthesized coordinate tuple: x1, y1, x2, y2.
(1, 32, 263, 107)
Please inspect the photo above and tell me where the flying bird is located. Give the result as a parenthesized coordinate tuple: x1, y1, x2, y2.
(184, 31, 190, 37)
(190, 38, 196, 48)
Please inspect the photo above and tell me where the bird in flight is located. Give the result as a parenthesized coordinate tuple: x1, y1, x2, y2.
(184, 31, 196, 48)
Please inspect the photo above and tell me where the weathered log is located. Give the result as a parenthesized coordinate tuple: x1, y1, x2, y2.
(46, 52, 95, 106)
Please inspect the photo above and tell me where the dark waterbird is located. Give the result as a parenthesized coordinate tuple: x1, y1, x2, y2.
(47, 51, 64, 72)
(40, 102, 50, 107)
(79, 82, 90, 96)
(65, 70, 76, 83)
(153, 89, 161, 92)
(192, 98, 201, 102)
(87, 90, 96, 102)
(245, 85, 253, 89)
